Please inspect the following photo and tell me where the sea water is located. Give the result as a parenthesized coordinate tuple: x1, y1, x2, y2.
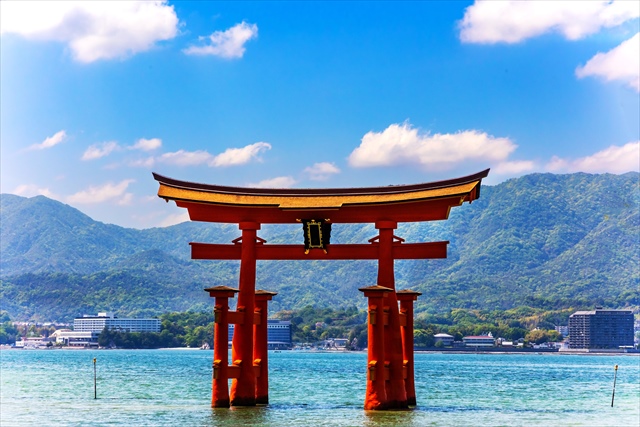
(1, 350, 638, 426)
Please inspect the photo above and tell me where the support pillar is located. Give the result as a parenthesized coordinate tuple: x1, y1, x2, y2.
(397, 290, 421, 407)
(204, 286, 239, 408)
(359, 285, 393, 410)
(254, 289, 277, 404)
(375, 221, 407, 409)
(230, 221, 260, 406)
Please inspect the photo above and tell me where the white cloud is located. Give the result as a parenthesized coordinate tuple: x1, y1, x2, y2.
(66, 179, 135, 204)
(28, 130, 66, 150)
(304, 162, 341, 181)
(13, 184, 58, 199)
(159, 149, 212, 166)
(209, 142, 271, 167)
(459, 1, 639, 44)
(546, 141, 640, 174)
(248, 176, 297, 188)
(183, 21, 258, 58)
(130, 138, 162, 151)
(157, 142, 271, 167)
(493, 160, 536, 175)
(348, 122, 515, 169)
(129, 157, 156, 168)
(0, 1, 179, 63)
(576, 33, 640, 92)
(82, 141, 120, 160)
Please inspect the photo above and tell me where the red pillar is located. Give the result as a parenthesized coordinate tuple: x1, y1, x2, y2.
(375, 221, 407, 409)
(397, 290, 421, 407)
(204, 286, 239, 408)
(254, 289, 277, 404)
(359, 285, 392, 410)
(230, 222, 260, 406)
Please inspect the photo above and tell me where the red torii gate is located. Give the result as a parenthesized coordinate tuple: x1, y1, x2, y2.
(153, 169, 489, 410)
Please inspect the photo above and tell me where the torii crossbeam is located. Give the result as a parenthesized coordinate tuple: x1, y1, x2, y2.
(153, 168, 489, 410)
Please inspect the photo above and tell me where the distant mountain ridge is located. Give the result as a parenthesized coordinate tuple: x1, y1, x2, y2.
(1, 172, 638, 322)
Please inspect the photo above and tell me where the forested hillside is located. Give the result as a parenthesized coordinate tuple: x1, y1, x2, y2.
(1, 172, 638, 322)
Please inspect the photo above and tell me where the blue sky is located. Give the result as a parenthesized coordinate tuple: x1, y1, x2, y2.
(1, 1, 639, 228)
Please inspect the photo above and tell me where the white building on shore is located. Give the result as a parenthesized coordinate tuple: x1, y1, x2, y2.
(74, 312, 161, 333)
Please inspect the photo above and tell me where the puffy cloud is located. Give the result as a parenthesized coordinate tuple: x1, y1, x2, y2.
(28, 130, 66, 150)
(0, 1, 179, 63)
(248, 176, 297, 188)
(348, 123, 515, 169)
(130, 138, 162, 151)
(459, 1, 639, 44)
(184, 21, 258, 58)
(13, 184, 58, 199)
(82, 141, 120, 160)
(546, 141, 640, 174)
(67, 179, 135, 204)
(209, 142, 271, 167)
(304, 162, 341, 181)
(576, 33, 640, 92)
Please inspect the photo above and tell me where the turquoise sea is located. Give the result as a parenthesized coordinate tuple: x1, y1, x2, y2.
(1, 350, 639, 426)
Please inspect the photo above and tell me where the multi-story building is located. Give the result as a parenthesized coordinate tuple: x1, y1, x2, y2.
(229, 319, 292, 349)
(568, 309, 634, 349)
(463, 333, 495, 347)
(74, 312, 161, 333)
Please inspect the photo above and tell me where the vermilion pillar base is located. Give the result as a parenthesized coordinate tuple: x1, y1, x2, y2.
(359, 285, 393, 410)
(254, 289, 277, 404)
(397, 289, 421, 407)
(205, 286, 239, 408)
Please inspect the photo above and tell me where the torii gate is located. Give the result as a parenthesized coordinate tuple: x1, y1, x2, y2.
(153, 169, 489, 410)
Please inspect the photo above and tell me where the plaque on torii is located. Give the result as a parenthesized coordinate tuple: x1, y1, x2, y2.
(153, 169, 489, 410)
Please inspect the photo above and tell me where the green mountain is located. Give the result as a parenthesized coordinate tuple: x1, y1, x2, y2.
(1, 172, 638, 322)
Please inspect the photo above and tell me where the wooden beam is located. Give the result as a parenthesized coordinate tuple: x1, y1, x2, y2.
(190, 241, 448, 261)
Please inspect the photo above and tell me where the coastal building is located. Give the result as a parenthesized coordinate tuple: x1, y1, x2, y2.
(229, 320, 292, 349)
(568, 309, 634, 349)
(433, 333, 454, 346)
(463, 333, 495, 347)
(50, 330, 99, 347)
(74, 312, 161, 333)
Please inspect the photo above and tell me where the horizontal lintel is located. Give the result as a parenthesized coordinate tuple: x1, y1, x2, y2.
(190, 241, 448, 261)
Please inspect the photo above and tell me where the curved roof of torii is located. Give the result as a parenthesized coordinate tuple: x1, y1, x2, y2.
(152, 169, 489, 224)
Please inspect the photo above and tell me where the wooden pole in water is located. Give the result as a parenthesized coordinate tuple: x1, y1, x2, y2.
(93, 358, 97, 399)
(611, 364, 618, 407)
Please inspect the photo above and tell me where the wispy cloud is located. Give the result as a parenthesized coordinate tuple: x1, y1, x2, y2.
(546, 141, 640, 174)
(210, 142, 271, 166)
(12, 184, 58, 199)
(66, 179, 135, 204)
(493, 160, 536, 175)
(158, 149, 212, 166)
(304, 162, 341, 181)
(27, 130, 66, 151)
(348, 122, 515, 169)
(0, 1, 179, 63)
(248, 176, 297, 188)
(576, 33, 640, 92)
(459, 1, 639, 44)
(82, 141, 120, 160)
(184, 21, 258, 58)
(159, 211, 191, 227)
(130, 138, 162, 151)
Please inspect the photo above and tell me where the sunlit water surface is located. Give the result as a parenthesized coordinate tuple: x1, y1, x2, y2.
(1, 350, 638, 426)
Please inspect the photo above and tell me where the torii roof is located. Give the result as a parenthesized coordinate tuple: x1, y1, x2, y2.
(152, 169, 489, 224)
